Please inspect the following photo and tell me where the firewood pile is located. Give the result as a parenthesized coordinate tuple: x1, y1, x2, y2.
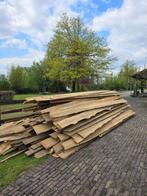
(0, 91, 135, 161)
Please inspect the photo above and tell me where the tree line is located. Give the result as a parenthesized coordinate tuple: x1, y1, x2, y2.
(0, 14, 138, 93)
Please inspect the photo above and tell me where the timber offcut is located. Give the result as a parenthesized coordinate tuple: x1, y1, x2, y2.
(0, 90, 135, 161)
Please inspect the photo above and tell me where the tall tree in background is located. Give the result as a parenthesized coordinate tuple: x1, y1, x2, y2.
(102, 60, 138, 90)
(27, 61, 48, 92)
(118, 60, 137, 90)
(0, 74, 10, 90)
(9, 66, 27, 92)
(44, 14, 115, 92)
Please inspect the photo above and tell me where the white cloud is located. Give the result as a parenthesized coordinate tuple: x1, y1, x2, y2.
(1, 0, 147, 74)
(0, 0, 81, 45)
(92, 0, 147, 69)
(0, 0, 84, 73)
(0, 49, 45, 74)
(0, 38, 27, 49)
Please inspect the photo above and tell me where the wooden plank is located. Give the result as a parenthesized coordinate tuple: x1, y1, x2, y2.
(31, 142, 41, 150)
(52, 153, 59, 158)
(41, 113, 51, 122)
(62, 110, 110, 135)
(75, 105, 129, 137)
(41, 96, 118, 114)
(62, 109, 134, 150)
(80, 109, 135, 144)
(49, 132, 58, 139)
(78, 112, 121, 139)
(57, 134, 70, 141)
(32, 123, 52, 135)
(63, 104, 128, 135)
(0, 149, 26, 163)
(2, 112, 35, 123)
(22, 133, 48, 145)
(53, 108, 111, 129)
(0, 142, 12, 155)
(34, 149, 48, 158)
(2, 147, 16, 155)
(99, 110, 135, 137)
(53, 142, 64, 154)
(57, 146, 80, 159)
(72, 134, 83, 144)
(41, 137, 58, 149)
(49, 98, 127, 119)
(0, 124, 26, 137)
(25, 90, 120, 103)
(48, 148, 54, 154)
(0, 132, 32, 142)
(25, 146, 43, 156)
(62, 139, 77, 150)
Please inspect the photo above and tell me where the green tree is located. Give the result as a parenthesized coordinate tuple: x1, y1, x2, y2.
(102, 60, 138, 91)
(44, 14, 115, 92)
(26, 61, 48, 92)
(0, 74, 10, 90)
(118, 60, 137, 90)
(9, 66, 27, 92)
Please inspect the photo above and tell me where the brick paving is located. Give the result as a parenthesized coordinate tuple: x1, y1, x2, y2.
(1, 97, 147, 196)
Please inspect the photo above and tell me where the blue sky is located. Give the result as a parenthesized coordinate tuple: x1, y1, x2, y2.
(0, 0, 147, 74)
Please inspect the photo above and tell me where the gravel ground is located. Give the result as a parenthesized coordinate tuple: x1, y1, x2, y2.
(1, 97, 147, 196)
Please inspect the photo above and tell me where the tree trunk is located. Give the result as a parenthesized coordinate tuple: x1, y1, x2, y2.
(72, 80, 76, 92)
(76, 79, 80, 92)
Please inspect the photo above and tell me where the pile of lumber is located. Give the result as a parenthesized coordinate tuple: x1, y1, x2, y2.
(0, 91, 135, 161)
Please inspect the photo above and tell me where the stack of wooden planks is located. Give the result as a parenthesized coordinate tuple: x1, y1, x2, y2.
(0, 91, 135, 161)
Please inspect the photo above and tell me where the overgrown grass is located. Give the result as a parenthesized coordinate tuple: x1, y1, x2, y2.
(14, 94, 42, 100)
(0, 154, 47, 188)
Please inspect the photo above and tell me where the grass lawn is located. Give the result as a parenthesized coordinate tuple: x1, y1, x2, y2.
(14, 94, 42, 100)
(14, 93, 54, 100)
(0, 153, 47, 188)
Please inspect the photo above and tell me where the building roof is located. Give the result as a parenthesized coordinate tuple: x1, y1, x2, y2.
(132, 69, 147, 80)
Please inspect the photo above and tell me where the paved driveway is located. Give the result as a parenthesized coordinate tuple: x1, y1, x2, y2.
(2, 97, 147, 196)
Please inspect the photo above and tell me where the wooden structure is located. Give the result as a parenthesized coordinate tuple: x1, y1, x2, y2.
(131, 69, 147, 96)
(132, 69, 147, 80)
(0, 91, 135, 161)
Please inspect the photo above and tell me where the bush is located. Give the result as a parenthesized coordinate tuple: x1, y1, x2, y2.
(16, 88, 38, 94)
(48, 80, 66, 93)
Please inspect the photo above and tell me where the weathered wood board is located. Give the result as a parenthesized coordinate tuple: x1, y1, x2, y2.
(0, 90, 134, 161)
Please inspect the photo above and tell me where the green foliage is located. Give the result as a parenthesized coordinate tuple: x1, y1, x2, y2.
(48, 80, 66, 93)
(8, 66, 27, 92)
(0, 75, 11, 90)
(44, 14, 115, 91)
(118, 60, 137, 90)
(102, 60, 138, 90)
(0, 154, 47, 187)
(8, 62, 51, 93)
(26, 61, 49, 92)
